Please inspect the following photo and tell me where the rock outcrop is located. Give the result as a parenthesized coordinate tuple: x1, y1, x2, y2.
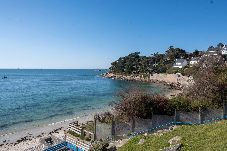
(101, 72, 193, 90)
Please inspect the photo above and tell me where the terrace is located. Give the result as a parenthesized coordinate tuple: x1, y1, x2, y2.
(44, 121, 94, 151)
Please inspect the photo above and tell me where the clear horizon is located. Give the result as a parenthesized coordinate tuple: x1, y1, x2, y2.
(0, 0, 227, 69)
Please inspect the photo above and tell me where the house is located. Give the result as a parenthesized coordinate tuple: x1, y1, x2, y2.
(206, 47, 219, 56)
(68, 121, 94, 141)
(173, 59, 187, 68)
(221, 45, 227, 55)
(190, 57, 199, 66)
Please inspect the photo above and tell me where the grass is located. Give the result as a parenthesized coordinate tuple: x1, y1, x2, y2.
(119, 120, 227, 151)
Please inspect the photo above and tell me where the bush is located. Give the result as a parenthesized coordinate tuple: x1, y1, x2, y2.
(68, 130, 81, 138)
(169, 95, 220, 111)
(92, 140, 109, 151)
(169, 95, 193, 111)
(115, 88, 174, 120)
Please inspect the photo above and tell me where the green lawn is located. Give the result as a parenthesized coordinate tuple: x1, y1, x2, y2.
(119, 120, 227, 151)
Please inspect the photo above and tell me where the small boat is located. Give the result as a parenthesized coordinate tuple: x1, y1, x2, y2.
(2, 76, 7, 79)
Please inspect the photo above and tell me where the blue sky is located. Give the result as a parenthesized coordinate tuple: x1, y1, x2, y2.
(0, 0, 227, 69)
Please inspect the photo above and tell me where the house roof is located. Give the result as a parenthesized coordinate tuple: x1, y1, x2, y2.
(207, 47, 220, 52)
(190, 57, 199, 61)
(222, 45, 227, 50)
(175, 59, 187, 63)
(207, 51, 218, 55)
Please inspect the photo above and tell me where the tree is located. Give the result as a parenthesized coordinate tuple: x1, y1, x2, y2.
(109, 57, 125, 73)
(192, 49, 202, 58)
(165, 46, 187, 62)
(138, 56, 150, 74)
(183, 55, 226, 108)
(217, 42, 224, 48)
(109, 52, 142, 74)
(208, 46, 214, 49)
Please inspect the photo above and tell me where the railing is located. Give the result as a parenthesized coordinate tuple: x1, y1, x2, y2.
(95, 102, 227, 141)
(65, 133, 92, 151)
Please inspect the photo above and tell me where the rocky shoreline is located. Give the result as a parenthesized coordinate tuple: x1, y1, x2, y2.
(101, 72, 192, 91)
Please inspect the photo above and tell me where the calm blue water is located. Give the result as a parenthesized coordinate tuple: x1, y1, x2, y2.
(0, 69, 166, 134)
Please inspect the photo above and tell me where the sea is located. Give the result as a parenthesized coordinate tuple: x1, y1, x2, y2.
(0, 69, 167, 135)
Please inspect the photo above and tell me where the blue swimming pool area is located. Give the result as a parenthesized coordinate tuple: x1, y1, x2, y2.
(44, 142, 85, 151)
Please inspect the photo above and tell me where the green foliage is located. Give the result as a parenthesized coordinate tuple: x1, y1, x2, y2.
(115, 88, 174, 120)
(183, 66, 197, 76)
(169, 95, 219, 111)
(67, 130, 88, 140)
(217, 42, 224, 48)
(67, 130, 81, 138)
(166, 67, 184, 74)
(109, 46, 199, 75)
(109, 52, 143, 74)
(165, 46, 187, 62)
(92, 140, 109, 151)
(109, 43, 225, 76)
(170, 95, 193, 111)
(119, 120, 227, 151)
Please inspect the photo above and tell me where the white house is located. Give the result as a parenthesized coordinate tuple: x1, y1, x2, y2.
(221, 45, 227, 55)
(202, 46, 219, 57)
(190, 57, 199, 66)
(173, 59, 187, 68)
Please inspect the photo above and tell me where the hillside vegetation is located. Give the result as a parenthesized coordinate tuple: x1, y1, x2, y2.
(119, 120, 227, 151)
(109, 43, 226, 75)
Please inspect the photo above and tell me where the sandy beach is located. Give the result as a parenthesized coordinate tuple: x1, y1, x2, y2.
(0, 109, 105, 151)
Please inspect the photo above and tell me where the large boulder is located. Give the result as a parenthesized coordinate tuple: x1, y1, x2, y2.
(138, 138, 145, 145)
(168, 136, 182, 146)
(163, 143, 183, 151)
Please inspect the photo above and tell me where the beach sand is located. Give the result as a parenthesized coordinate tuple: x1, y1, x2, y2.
(0, 110, 104, 151)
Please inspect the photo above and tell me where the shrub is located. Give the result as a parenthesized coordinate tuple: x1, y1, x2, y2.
(92, 140, 109, 151)
(169, 95, 219, 111)
(166, 67, 183, 74)
(114, 88, 173, 121)
(169, 95, 193, 111)
(68, 130, 81, 138)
